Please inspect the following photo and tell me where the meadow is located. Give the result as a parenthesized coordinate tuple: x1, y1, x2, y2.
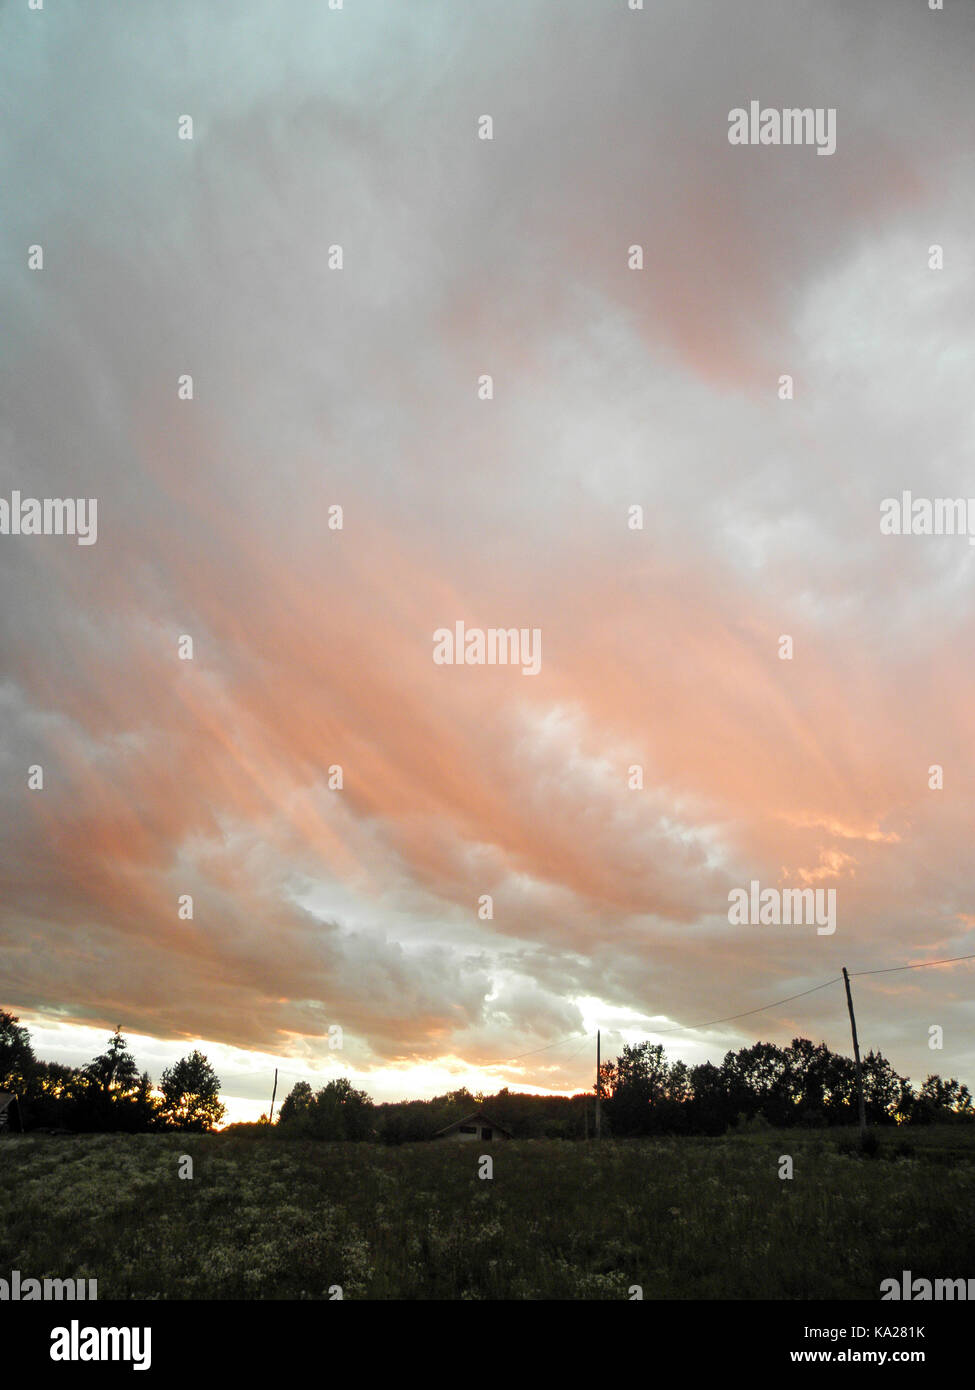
(2, 1126, 973, 1300)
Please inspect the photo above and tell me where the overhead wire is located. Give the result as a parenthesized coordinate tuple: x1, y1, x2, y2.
(493, 949, 975, 1063)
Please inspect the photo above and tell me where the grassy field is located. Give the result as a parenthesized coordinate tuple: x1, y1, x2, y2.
(2, 1126, 974, 1300)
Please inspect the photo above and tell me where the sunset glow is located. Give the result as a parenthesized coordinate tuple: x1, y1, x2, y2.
(3, 0, 974, 1119)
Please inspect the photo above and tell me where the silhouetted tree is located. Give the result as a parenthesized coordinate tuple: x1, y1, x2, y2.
(603, 1042, 670, 1135)
(0, 1010, 35, 1093)
(278, 1080, 314, 1126)
(911, 1075, 974, 1124)
(861, 1050, 910, 1125)
(84, 1027, 140, 1101)
(277, 1077, 373, 1140)
(159, 1051, 225, 1131)
(76, 1028, 143, 1130)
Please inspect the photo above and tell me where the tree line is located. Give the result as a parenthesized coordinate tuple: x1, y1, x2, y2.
(5, 1005, 971, 1139)
(598, 1038, 974, 1136)
(0, 1010, 225, 1132)
(268, 1036, 973, 1141)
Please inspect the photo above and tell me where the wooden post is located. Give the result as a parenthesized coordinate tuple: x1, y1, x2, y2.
(842, 968, 867, 1138)
(268, 1067, 278, 1124)
(595, 1030, 602, 1139)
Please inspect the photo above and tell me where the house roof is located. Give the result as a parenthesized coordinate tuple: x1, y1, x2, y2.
(433, 1109, 512, 1138)
(0, 1093, 19, 1110)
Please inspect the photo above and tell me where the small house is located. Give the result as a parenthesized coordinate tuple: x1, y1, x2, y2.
(434, 1110, 512, 1142)
(0, 1093, 23, 1134)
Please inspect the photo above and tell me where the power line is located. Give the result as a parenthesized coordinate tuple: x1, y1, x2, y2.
(643, 950, 975, 1040)
(502, 1031, 592, 1062)
(497, 978, 847, 1063)
(850, 952, 975, 978)
(492, 950, 975, 1068)
(641, 976, 843, 1035)
(559, 1035, 596, 1064)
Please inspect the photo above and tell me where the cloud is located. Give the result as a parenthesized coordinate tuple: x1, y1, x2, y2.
(2, 0, 975, 1096)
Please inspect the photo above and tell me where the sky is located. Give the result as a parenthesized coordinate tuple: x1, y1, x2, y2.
(2, 0, 974, 1126)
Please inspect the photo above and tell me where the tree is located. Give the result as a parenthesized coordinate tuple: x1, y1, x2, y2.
(84, 1027, 139, 1101)
(666, 1060, 693, 1105)
(277, 1080, 313, 1127)
(784, 1038, 831, 1120)
(127, 1071, 162, 1132)
(603, 1042, 670, 1135)
(307, 1078, 374, 1140)
(22, 1059, 86, 1130)
(159, 1051, 225, 1131)
(819, 1052, 858, 1123)
(861, 1050, 909, 1125)
(277, 1078, 374, 1140)
(0, 1010, 35, 1093)
(688, 1059, 731, 1134)
(912, 1075, 975, 1124)
(426, 1086, 477, 1138)
(724, 1042, 792, 1125)
(76, 1027, 143, 1129)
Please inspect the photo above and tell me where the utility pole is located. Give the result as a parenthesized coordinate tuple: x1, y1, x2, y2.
(268, 1067, 278, 1125)
(595, 1030, 602, 1139)
(842, 968, 867, 1139)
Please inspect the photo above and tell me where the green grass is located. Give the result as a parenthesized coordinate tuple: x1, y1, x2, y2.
(2, 1127, 974, 1299)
